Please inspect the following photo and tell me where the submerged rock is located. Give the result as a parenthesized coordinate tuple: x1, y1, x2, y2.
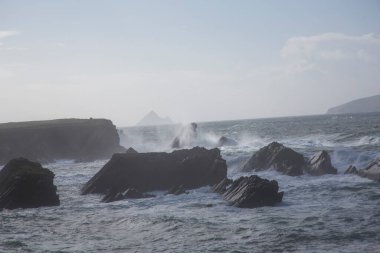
(344, 165, 358, 175)
(217, 176, 283, 208)
(165, 185, 188, 195)
(216, 136, 238, 147)
(358, 157, 380, 182)
(81, 147, 227, 196)
(0, 158, 60, 210)
(305, 151, 337, 176)
(240, 142, 305, 176)
(101, 188, 154, 203)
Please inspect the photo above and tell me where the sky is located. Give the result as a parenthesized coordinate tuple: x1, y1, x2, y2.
(1, 0, 380, 126)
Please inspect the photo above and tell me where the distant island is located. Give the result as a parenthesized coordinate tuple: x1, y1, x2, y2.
(327, 94, 380, 114)
(136, 111, 174, 126)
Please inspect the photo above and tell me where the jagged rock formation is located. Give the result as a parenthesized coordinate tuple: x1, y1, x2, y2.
(344, 165, 358, 175)
(305, 151, 337, 176)
(0, 158, 60, 210)
(0, 118, 125, 164)
(81, 147, 227, 198)
(358, 157, 380, 182)
(327, 94, 380, 114)
(240, 142, 305, 176)
(213, 176, 283, 208)
(240, 142, 338, 176)
(216, 136, 238, 147)
(101, 188, 155, 203)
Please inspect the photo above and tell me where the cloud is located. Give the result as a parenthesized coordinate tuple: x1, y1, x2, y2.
(0, 30, 20, 40)
(281, 33, 380, 63)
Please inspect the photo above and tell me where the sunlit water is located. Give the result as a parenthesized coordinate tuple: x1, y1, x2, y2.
(1, 113, 380, 252)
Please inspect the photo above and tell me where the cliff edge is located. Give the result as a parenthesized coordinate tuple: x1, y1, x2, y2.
(0, 118, 126, 164)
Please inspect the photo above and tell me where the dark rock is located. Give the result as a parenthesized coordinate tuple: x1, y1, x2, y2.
(305, 151, 337, 176)
(165, 185, 188, 195)
(222, 175, 283, 208)
(171, 123, 198, 148)
(0, 118, 126, 165)
(217, 136, 238, 147)
(240, 142, 305, 176)
(0, 158, 60, 210)
(358, 157, 380, 182)
(102, 188, 154, 203)
(126, 147, 138, 154)
(81, 147, 227, 196)
(344, 165, 358, 175)
(212, 178, 233, 194)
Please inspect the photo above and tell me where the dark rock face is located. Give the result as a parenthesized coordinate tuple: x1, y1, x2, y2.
(216, 176, 283, 208)
(81, 147, 227, 196)
(240, 142, 305, 176)
(0, 158, 60, 210)
(358, 157, 380, 182)
(217, 136, 238, 147)
(305, 151, 337, 176)
(0, 118, 126, 164)
(165, 185, 188, 195)
(101, 188, 154, 203)
(344, 165, 358, 175)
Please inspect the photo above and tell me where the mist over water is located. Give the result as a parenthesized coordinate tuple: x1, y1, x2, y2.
(1, 113, 380, 252)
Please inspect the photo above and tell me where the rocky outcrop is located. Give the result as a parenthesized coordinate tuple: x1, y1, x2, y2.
(0, 118, 126, 164)
(214, 176, 283, 208)
(0, 158, 60, 210)
(212, 178, 233, 194)
(240, 142, 305, 176)
(358, 157, 380, 182)
(344, 165, 358, 175)
(305, 151, 337, 176)
(101, 188, 155, 203)
(216, 136, 238, 147)
(165, 185, 188, 195)
(81, 147, 227, 197)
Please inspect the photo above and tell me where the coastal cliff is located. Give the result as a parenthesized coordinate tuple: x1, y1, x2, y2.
(0, 118, 125, 164)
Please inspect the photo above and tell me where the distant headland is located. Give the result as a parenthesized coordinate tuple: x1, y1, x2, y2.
(327, 94, 380, 114)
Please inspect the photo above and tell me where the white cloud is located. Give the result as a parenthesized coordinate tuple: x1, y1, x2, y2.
(0, 30, 20, 40)
(281, 33, 380, 63)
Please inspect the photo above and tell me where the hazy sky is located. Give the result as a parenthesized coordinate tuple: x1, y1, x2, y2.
(1, 0, 380, 126)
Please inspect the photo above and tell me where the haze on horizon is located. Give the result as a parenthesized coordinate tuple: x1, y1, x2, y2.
(1, 0, 380, 126)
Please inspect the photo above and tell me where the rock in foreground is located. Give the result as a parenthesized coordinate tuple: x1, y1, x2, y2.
(81, 147, 227, 196)
(358, 157, 380, 182)
(215, 176, 283, 208)
(240, 142, 305, 176)
(0, 158, 60, 210)
(217, 136, 238, 147)
(305, 151, 337, 176)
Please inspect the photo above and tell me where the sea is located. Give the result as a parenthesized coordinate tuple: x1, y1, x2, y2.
(1, 113, 380, 253)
